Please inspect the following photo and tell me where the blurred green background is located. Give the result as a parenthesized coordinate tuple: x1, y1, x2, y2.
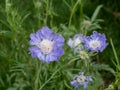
(0, 0, 120, 90)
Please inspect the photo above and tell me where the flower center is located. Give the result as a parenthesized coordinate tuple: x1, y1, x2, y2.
(38, 39, 53, 55)
(77, 75, 86, 83)
(89, 40, 100, 50)
(73, 38, 82, 47)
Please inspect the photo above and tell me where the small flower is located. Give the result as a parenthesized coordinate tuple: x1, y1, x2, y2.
(83, 20, 91, 27)
(84, 31, 108, 52)
(68, 34, 84, 53)
(29, 26, 64, 63)
(79, 51, 89, 60)
(70, 72, 93, 90)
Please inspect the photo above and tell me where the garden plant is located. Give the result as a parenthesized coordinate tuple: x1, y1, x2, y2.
(0, 0, 120, 90)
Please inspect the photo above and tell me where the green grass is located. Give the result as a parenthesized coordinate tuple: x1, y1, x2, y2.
(0, 0, 120, 90)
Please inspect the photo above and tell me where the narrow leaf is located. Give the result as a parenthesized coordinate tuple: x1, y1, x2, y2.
(91, 5, 103, 22)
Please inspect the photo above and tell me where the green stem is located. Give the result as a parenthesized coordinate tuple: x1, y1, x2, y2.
(68, 0, 81, 30)
(110, 39, 120, 71)
(45, 0, 49, 25)
(35, 61, 41, 90)
(39, 57, 80, 90)
(39, 66, 60, 90)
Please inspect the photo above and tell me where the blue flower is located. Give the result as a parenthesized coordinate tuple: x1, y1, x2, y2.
(29, 26, 64, 63)
(70, 72, 93, 90)
(68, 34, 84, 53)
(84, 31, 108, 52)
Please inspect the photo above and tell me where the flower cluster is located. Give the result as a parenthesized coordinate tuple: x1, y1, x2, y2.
(68, 31, 108, 89)
(29, 26, 108, 90)
(29, 26, 64, 63)
(70, 72, 93, 90)
(68, 31, 108, 60)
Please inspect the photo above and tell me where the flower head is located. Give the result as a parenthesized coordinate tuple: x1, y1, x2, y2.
(70, 72, 93, 90)
(79, 51, 89, 60)
(29, 26, 64, 63)
(84, 31, 108, 52)
(68, 34, 84, 53)
(83, 20, 91, 27)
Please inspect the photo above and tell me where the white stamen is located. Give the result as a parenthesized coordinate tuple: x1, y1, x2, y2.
(73, 38, 82, 47)
(77, 75, 86, 83)
(37, 39, 53, 55)
(89, 40, 100, 50)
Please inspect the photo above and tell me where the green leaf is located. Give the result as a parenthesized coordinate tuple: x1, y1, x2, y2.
(92, 63, 115, 75)
(110, 39, 120, 71)
(0, 77, 5, 87)
(7, 87, 17, 90)
(91, 5, 103, 22)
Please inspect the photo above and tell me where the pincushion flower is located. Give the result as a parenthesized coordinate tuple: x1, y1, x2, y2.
(29, 26, 64, 63)
(68, 34, 84, 53)
(70, 72, 93, 90)
(84, 31, 108, 52)
(79, 50, 89, 60)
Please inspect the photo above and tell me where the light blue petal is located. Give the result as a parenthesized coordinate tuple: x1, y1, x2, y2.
(83, 82, 88, 90)
(53, 34, 64, 47)
(29, 47, 40, 57)
(30, 33, 40, 45)
(40, 26, 53, 40)
(37, 52, 45, 61)
(68, 39, 73, 48)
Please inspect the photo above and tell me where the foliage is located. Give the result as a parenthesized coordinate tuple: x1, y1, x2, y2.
(105, 39, 120, 90)
(0, 0, 119, 90)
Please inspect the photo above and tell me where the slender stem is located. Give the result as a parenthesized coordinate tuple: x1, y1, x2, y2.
(68, 0, 81, 30)
(39, 62, 62, 90)
(35, 61, 41, 90)
(87, 59, 91, 75)
(45, 0, 49, 25)
(110, 39, 120, 71)
(79, 0, 83, 29)
(39, 57, 80, 90)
